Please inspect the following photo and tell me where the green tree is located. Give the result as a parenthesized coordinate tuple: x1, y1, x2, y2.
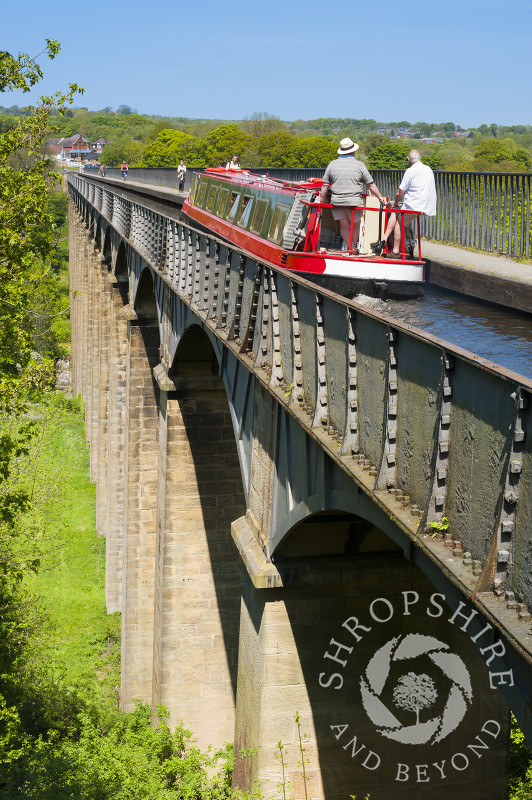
(3, 702, 233, 799)
(139, 129, 200, 167)
(440, 122, 456, 134)
(416, 122, 433, 137)
(99, 135, 144, 166)
(0, 42, 80, 385)
(144, 119, 179, 144)
(510, 714, 532, 799)
(256, 131, 301, 167)
(473, 139, 532, 171)
(242, 111, 286, 137)
(362, 133, 390, 156)
(0, 47, 83, 776)
(0, 42, 80, 587)
(295, 136, 337, 168)
(205, 124, 252, 165)
(424, 150, 446, 170)
(368, 142, 410, 169)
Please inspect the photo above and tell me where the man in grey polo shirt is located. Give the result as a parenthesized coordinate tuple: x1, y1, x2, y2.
(319, 138, 386, 250)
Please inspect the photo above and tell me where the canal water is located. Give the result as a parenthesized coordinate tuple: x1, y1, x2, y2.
(356, 288, 532, 381)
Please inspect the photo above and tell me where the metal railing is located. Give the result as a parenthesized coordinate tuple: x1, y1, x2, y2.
(374, 169, 532, 259)
(81, 166, 532, 259)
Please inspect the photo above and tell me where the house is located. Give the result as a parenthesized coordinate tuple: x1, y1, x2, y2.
(48, 133, 90, 160)
(92, 138, 110, 153)
(69, 148, 100, 162)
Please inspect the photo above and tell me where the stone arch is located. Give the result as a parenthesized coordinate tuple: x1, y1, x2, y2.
(115, 240, 128, 284)
(89, 209, 96, 239)
(268, 413, 411, 558)
(102, 225, 112, 263)
(274, 509, 402, 562)
(133, 267, 158, 320)
(169, 323, 219, 377)
(95, 219, 102, 251)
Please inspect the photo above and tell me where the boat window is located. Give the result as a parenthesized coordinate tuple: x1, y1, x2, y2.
(190, 173, 198, 202)
(250, 199, 268, 234)
(216, 188, 229, 216)
(268, 204, 290, 242)
(227, 192, 241, 221)
(197, 181, 207, 208)
(206, 185, 218, 212)
(237, 196, 253, 227)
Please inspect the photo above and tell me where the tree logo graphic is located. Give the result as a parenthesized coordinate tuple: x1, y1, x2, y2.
(360, 633, 473, 745)
(393, 672, 437, 724)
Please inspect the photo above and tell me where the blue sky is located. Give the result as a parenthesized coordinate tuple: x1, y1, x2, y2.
(2, 0, 530, 127)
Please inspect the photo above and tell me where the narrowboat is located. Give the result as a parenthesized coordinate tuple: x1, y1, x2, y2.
(182, 168, 425, 299)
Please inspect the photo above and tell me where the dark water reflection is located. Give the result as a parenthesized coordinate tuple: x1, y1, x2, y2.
(360, 288, 532, 380)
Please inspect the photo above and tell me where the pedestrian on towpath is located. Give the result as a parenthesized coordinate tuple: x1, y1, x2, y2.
(177, 159, 186, 191)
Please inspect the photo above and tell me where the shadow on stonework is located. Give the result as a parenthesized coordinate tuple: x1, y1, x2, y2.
(263, 513, 510, 800)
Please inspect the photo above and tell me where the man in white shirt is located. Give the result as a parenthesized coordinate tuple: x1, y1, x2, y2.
(373, 150, 437, 257)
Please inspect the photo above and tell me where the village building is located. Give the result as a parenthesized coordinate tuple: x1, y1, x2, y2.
(48, 134, 109, 162)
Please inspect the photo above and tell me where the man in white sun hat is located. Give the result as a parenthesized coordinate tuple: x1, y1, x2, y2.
(320, 137, 386, 250)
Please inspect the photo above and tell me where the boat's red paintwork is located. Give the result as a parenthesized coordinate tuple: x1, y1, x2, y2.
(182, 169, 425, 297)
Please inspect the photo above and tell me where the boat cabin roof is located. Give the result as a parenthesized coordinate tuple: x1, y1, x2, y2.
(201, 168, 323, 198)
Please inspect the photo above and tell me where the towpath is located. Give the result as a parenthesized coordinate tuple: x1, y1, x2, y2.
(423, 241, 532, 314)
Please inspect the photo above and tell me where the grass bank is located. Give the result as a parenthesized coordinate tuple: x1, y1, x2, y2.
(21, 397, 120, 715)
(0, 397, 233, 800)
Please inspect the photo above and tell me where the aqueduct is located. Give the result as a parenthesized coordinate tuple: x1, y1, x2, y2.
(69, 173, 532, 799)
